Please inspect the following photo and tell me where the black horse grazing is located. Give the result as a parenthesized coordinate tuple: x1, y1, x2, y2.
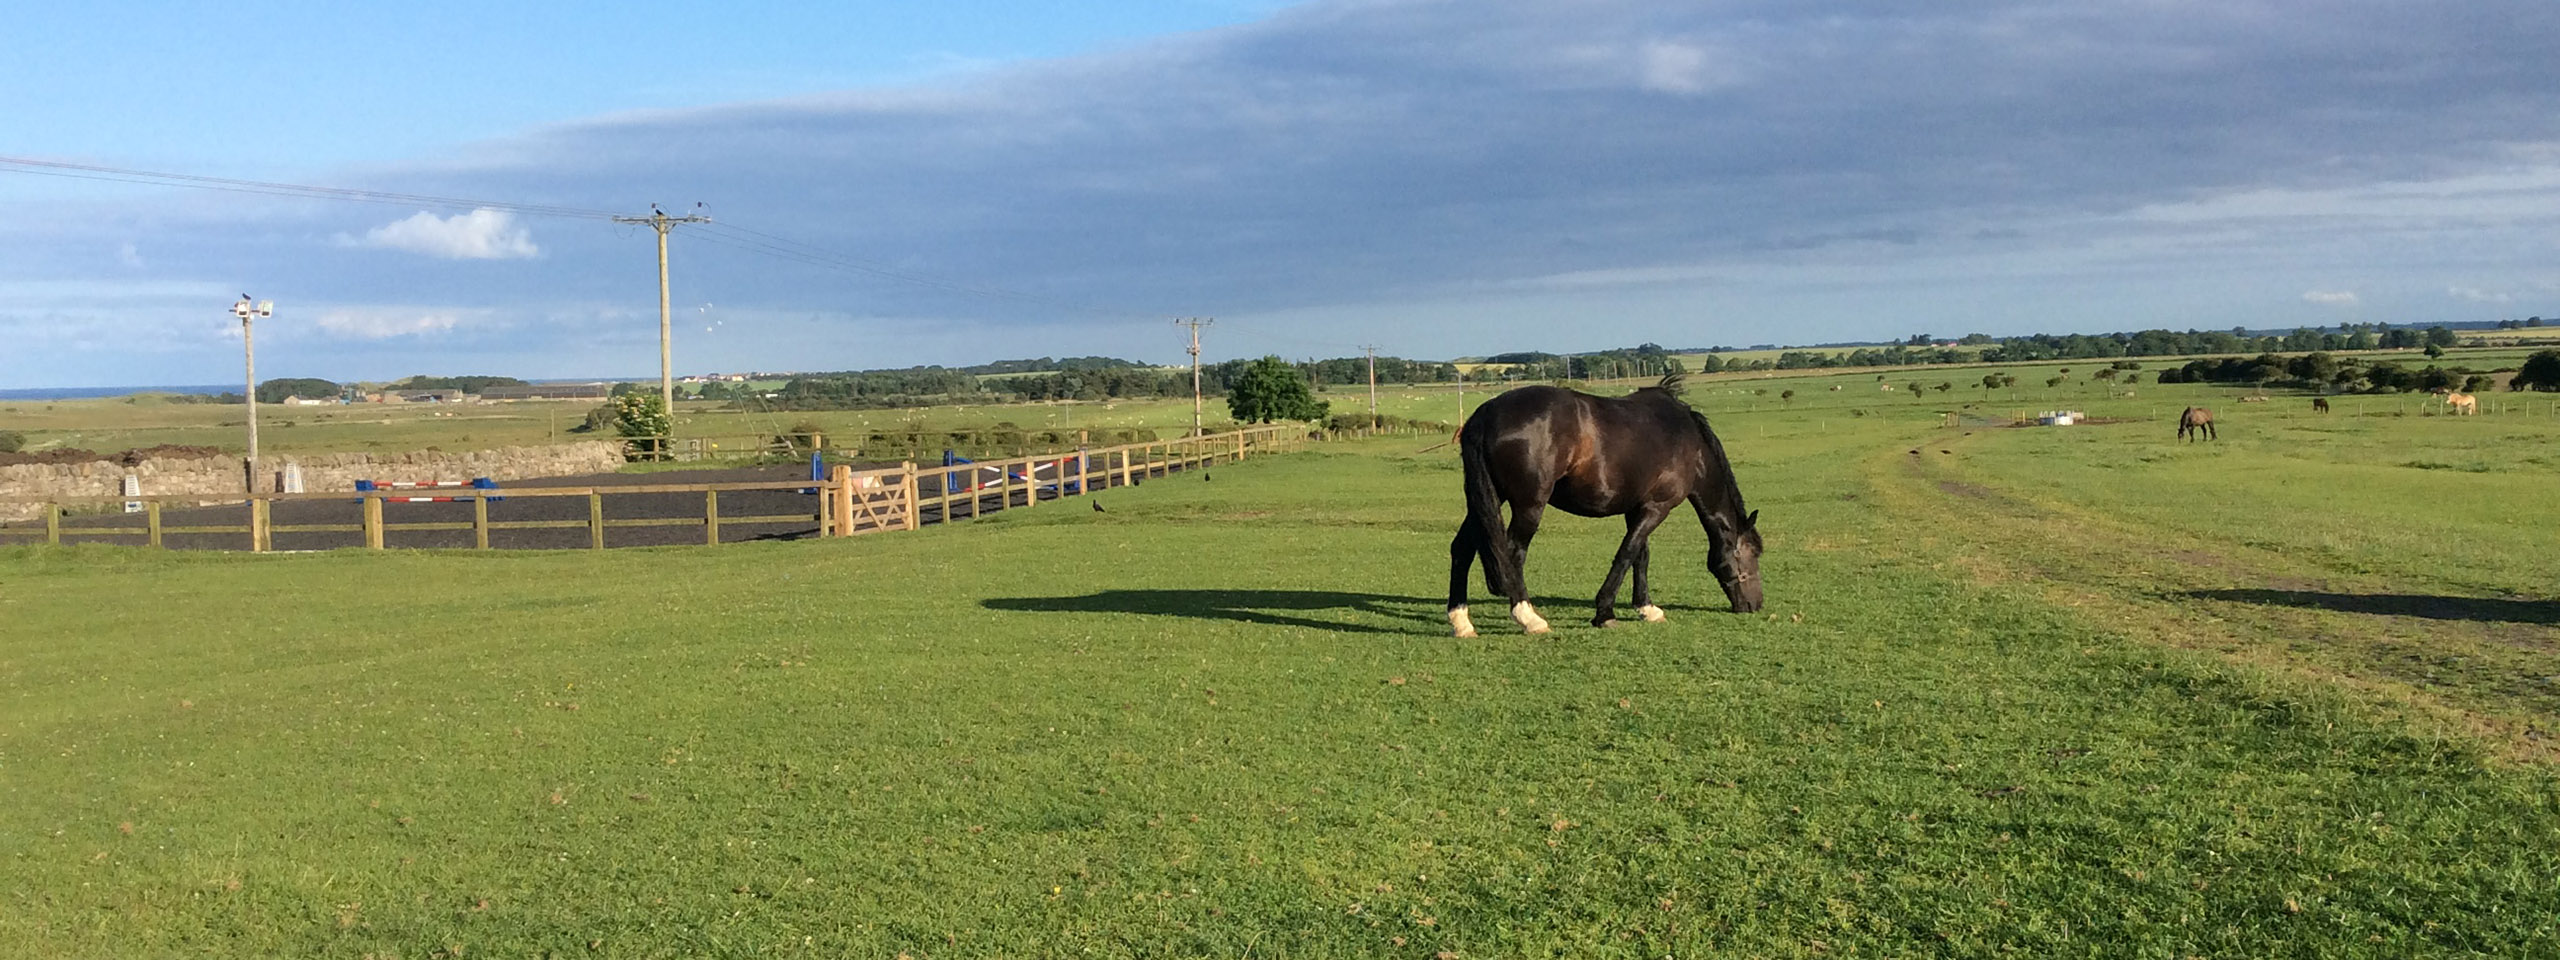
(2312, 397, 2331, 413)
(1448, 375, 1762, 636)
(2178, 406, 2216, 441)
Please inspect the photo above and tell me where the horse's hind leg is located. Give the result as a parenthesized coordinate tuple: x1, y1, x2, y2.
(1631, 540, 1665, 622)
(1447, 525, 1480, 638)
(1592, 506, 1670, 627)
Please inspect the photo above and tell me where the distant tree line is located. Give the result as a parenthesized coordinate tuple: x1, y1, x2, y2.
(1699, 325, 2467, 374)
(963, 356, 1142, 375)
(2149, 351, 2525, 394)
(754, 353, 1466, 410)
(389, 375, 527, 394)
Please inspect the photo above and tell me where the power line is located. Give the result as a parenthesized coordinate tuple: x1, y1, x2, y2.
(0, 155, 621, 220)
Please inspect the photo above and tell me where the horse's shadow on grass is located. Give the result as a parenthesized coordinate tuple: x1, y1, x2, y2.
(2179, 589, 2560, 626)
(982, 590, 1692, 634)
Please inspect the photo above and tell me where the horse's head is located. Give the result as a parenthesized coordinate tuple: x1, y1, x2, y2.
(1710, 508, 1764, 612)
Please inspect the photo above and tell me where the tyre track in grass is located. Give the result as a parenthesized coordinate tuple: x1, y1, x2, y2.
(1863, 429, 2560, 764)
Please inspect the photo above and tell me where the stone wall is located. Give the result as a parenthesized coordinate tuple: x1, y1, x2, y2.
(0, 441, 625, 521)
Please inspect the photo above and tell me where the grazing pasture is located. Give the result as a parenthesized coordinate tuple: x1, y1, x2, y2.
(4, 393, 2557, 957)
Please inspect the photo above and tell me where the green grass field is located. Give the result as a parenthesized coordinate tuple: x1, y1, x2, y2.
(5, 382, 2558, 957)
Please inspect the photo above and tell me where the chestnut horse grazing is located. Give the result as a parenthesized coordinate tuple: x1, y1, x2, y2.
(2178, 406, 2216, 441)
(2312, 397, 2331, 413)
(1448, 374, 1762, 636)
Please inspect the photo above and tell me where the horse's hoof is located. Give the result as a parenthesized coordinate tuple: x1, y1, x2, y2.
(1511, 602, 1550, 634)
(1447, 607, 1477, 638)
(1594, 618, 1620, 628)
(1524, 625, 1552, 636)
(1452, 628, 1477, 638)
(1638, 605, 1666, 623)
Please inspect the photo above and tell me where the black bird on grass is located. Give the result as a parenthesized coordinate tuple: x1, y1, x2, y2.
(1203, 471, 1212, 481)
(1091, 500, 1105, 513)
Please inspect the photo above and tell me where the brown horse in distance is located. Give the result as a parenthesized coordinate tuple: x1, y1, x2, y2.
(1449, 374, 1762, 636)
(2312, 397, 2330, 413)
(2178, 406, 2216, 441)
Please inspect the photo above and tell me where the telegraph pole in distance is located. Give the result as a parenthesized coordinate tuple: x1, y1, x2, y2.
(231, 295, 272, 491)
(613, 205, 710, 425)
(1176, 317, 1213, 435)
(1362, 344, 1379, 418)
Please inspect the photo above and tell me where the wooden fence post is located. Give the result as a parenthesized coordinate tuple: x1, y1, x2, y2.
(830, 465, 854, 536)
(472, 496, 490, 550)
(587, 492, 605, 549)
(705, 489, 721, 546)
(251, 498, 272, 552)
(365, 494, 386, 550)
(901, 462, 919, 530)
(1025, 456, 1039, 509)
(45, 503, 60, 545)
(146, 500, 163, 548)
(937, 463, 956, 526)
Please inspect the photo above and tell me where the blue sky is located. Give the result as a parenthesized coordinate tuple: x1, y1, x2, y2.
(9, 0, 2560, 387)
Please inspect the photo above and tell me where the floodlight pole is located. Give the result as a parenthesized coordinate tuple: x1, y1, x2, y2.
(614, 206, 710, 426)
(231, 295, 273, 491)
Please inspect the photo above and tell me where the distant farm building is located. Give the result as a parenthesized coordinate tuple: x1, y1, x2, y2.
(478, 383, 614, 402)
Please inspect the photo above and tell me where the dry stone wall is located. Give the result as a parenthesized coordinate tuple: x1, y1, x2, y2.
(0, 442, 624, 521)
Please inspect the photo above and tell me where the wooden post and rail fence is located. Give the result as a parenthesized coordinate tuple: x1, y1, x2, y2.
(0, 425, 1300, 552)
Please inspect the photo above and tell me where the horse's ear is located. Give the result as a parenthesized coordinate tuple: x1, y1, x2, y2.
(1745, 510, 1759, 530)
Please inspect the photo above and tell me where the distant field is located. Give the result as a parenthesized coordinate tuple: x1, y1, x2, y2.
(7, 343, 2557, 463)
(5, 393, 2557, 955)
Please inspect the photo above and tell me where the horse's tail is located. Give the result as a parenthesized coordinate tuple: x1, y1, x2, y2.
(1457, 426, 1518, 597)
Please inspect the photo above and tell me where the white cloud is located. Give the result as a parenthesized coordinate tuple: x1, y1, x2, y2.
(2447, 285, 2513, 303)
(2302, 290, 2360, 306)
(343, 208, 538, 260)
(313, 307, 478, 339)
(1636, 41, 1723, 95)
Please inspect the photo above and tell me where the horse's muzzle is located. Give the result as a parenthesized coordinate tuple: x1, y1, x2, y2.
(1723, 573, 1763, 613)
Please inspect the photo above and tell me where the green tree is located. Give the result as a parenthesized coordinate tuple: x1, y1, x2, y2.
(2514, 350, 2560, 392)
(612, 393, 673, 459)
(255, 377, 340, 403)
(1225, 356, 1328, 423)
(0, 430, 23, 454)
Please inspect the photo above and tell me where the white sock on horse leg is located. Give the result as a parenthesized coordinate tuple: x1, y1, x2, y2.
(1512, 601, 1550, 634)
(1638, 604, 1665, 622)
(1448, 606, 1476, 638)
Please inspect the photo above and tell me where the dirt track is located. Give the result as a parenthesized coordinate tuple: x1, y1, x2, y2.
(4, 455, 1180, 551)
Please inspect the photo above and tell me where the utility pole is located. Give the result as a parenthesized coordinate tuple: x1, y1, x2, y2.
(1176, 317, 1213, 435)
(1362, 344, 1379, 418)
(613, 205, 710, 426)
(231, 295, 272, 491)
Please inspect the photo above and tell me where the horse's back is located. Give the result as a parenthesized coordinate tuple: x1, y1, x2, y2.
(1464, 386, 1707, 513)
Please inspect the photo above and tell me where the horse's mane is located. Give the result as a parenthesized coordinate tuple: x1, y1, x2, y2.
(1645, 372, 1687, 396)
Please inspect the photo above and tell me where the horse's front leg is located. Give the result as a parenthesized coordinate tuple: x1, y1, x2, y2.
(1593, 506, 1669, 627)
